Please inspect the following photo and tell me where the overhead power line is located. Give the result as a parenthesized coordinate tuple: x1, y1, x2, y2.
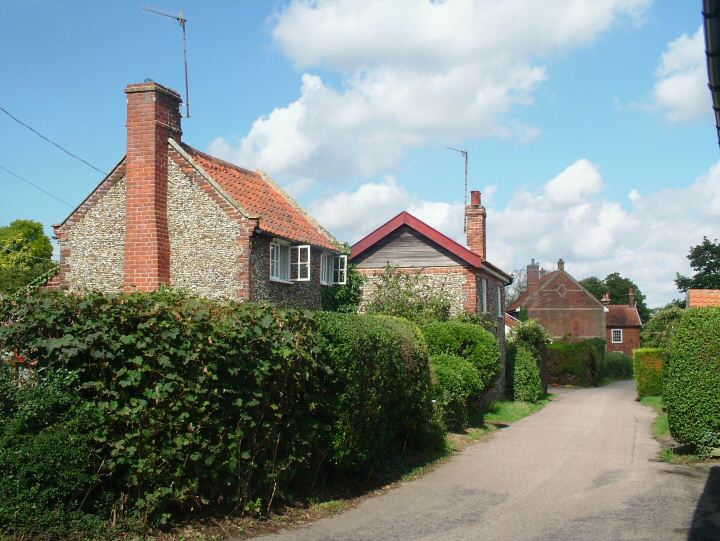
(0, 105, 108, 175)
(0, 165, 74, 208)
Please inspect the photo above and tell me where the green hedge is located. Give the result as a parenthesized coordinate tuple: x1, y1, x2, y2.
(665, 308, 720, 453)
(544, 339, 605, 386)
(633, 348, 663, 397)
(604, 352, 633, 381)
(421, 321, 500, 394)
(429, 354, 481, 430)
(512, 345, 544, 403)
(314, 313, 432, 471)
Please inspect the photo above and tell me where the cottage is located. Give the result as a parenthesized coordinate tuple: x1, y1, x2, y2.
(51, 81, 344, 309)
(602, 289, 642, 357)
(508, 258, 605, 340)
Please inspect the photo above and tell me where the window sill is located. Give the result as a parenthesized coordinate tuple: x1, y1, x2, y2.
(270, 277, 293, 285)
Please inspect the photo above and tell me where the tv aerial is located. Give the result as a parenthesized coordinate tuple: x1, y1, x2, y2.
(143, 7, 191, 118)
(446, 146, 469, 231)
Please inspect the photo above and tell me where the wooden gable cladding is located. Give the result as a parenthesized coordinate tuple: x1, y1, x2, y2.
(353, 225, 466, 269)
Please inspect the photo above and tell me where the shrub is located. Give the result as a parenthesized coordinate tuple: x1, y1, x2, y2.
(430, 354, 481, 430)
(603, 352, 633, 381)
(665, 308, 720, 453)
(512, 319, 550, 357)
(544, 340, 605, 386)
(633, 348, 663, 397)
(512, 345, 544, 403)
(641, 306, 683, 351)
(421, 321, 501, 394)
(314, 312, 433, 472)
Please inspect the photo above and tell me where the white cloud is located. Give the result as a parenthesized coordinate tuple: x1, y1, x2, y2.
(211, 0, 650, 185)
(310, 158, 719, 306)
(648, 26, 709, 122)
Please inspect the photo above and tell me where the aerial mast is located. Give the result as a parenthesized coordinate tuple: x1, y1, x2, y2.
(446, 146, 469, 231)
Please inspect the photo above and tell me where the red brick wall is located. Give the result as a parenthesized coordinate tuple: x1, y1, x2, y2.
(123, 82, 182, 292)
(465, 191, 486, 260)
(606, 327, 641, 357)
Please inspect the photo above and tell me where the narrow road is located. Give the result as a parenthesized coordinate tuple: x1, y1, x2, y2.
(251, 381, 718, 541)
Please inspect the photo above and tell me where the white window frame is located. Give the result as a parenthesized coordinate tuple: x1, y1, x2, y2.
(270, 242, 291, 283)
(481, 278, 488, 313)
(333, 254, 347, 285)
(290, 245, 311, 282)
(611, 328, 623, 343)
(497, 285, 502, 318)
(320, 253, 332, 285)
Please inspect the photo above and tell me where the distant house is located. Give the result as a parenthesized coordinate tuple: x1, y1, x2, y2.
(603, 289, 642, 357)
(686, 289, 720, 307)
(507, 258, 605, 341)
(50, 81, 344, 309)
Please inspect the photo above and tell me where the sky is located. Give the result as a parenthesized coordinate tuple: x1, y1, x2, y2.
(1, 0, 719, 307)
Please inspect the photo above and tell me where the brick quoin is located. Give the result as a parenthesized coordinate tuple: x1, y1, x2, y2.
(124, 82, 182, 292)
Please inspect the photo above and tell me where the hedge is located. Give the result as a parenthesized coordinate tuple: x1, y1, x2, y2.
(429, 354, 481, 430)
(421, 321, 501, 395)
(0, 289, 434, 534)
(604, 352, 633, 381)
(633, 348, 663, 397)
(665, 308, 720, 453)
(544, 339, 605, 386)
(512, 345, 544, 403)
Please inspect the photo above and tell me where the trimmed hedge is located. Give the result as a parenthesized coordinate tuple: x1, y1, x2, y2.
(544, 339, 605, 386)
(429, 354, 481, 430)
(665, 308, 720, 453)
(633, 348, 663, 397)
(512, 345, 544, 403)
(421, 321, 501, 394)
(604, 352, 633, 381)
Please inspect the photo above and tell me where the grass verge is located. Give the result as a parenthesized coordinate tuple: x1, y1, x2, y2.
(640, 396, 703, 463)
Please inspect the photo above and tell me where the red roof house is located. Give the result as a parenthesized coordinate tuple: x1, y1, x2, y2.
(52, 81, 343, 308)
(603, 289, 642, 357)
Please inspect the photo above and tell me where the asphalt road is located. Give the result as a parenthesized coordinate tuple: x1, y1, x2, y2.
(251, 381, 719, 541)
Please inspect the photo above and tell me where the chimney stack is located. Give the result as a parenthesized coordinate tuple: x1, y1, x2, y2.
(527, 258, 540, 294)
(465, 190, 486, 260)
(601, 292, 611, 305)
(123, 81, 183, 291)
(557, 258, 565, 271)
(628, 287, 636, 307)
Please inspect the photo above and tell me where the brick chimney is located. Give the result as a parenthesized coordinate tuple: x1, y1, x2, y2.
(123, 81, 182, 291)
(557, 258, 565, 271)
(601, 292, 611, 305)
(628, 287, 636, 307)
(465, 190, 486, 260)
(527, 258, 540, 294)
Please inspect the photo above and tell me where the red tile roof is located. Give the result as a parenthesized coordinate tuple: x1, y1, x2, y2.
(350, 211, 512, 283)
(687, 289, 720, 307)
(605, 305, 642, 327)
(182, 144, 337, 251)
(507, 271, 558, 311)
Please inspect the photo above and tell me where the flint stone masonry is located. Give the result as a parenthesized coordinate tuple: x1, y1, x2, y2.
(64, 178, 126, 293)
(167, 159, 249, 300)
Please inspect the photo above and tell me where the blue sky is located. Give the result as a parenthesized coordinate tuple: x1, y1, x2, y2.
(1, 0, 718, 306)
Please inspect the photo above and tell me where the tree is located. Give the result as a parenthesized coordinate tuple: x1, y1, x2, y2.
(0, 220, 56, 296)
(675, 237, 720, 292)
(505, 268, 527, 306)
(641, 306, 684, 351)
(579, 273, 650, 323)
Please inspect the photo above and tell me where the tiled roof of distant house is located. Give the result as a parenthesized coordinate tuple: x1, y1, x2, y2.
(605, 304, 642, 327)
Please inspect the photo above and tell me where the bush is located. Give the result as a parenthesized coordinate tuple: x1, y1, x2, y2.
(665, 308, 720, 453)
(641, 306, 683, 351)
(421, 321, 501, 394)
(512, 345, 544, 403)
(430, 354, 481, 430)
(314, 312, 433, 472)
(633, 349, 663, 397)
(544, 340, 605, 386)
(512, 319, 550, 357)
(603, 352, 633, 381)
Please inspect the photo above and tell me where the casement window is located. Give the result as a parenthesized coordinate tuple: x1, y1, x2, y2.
(270, 242, 290, 282)
(611, 329, 623, 343)
(321, 252, 347, 285)
(481, 278, 488, 313)
(290, 245, 311, 282)
(497, 285, 502, 317)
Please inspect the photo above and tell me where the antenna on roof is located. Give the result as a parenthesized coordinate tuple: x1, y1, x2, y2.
(446, 146, 468, 231)
(143, 6, 191, 118)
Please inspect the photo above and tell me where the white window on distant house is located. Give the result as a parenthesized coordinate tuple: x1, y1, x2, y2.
(333, 255, 347, 285)
(497, 285, 502, 317)
(270, 242, 290, 282)
(290, 245, 311, 282)
(612, 329, 623, 343)
(481, 278, 487, 313)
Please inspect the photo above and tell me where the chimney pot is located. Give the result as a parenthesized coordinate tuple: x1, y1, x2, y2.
(470, 190, 481, 206)
(628, 287, 636, 307)
(557, 258, 565, 271)
(602, 292, 611, 305)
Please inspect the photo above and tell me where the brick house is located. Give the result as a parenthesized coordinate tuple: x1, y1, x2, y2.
(508, 258, 605, 340)
(602, 289, 642, 356)
(51, 81, 345, 309)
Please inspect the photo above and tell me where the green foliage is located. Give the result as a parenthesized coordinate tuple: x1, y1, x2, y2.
(430, 354, 481, 430)
(545, 339, 605, 386)
(451, 310, 496, 333)
(579, 272, 650, 322)
(675, 236, 720, 292)
(603, 352, 633, 381)
(512, 345, 544, 403)
(664, 308, 720, 452)
(0, 219, 56, 296)
(641, 306, 684, 351)
(314, 312, 433, 472)
(321, 244, 363, 313)
(512, 319, 550, 357)
(364, 265, 451, 323)
(421, 321, 501, 394)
